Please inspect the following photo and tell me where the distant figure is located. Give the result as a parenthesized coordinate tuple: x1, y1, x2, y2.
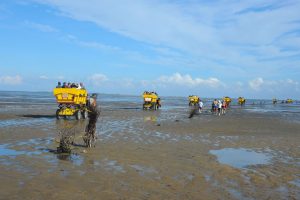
(221, 100, 227, 115)
(218, 100, 222, 116)
(199, 99, 204, 113)
(211, 101, 215, 113)
(212, 99, 218, 114)
(79, 82, 85, 89)
(70, 83, 77, 88)
(156, 98, 161, 108)
(56, 82, 62, 88)
(62, 82, 67, 88)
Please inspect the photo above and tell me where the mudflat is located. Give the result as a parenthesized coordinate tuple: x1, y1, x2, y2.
(0, 103, 299, 200)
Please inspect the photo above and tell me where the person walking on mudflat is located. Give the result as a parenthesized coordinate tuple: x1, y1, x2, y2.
(218, 100, 222, 116)
(222, 100, 227, 115)
(84, 94, 100, 147)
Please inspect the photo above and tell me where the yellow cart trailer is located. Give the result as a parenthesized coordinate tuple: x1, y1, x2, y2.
(53, 88, 88, 120)
(188, 95, 199, 106)
(223, 96, 232, 106)
(142, 92, 160, 110)
(238, 97, 246, 106)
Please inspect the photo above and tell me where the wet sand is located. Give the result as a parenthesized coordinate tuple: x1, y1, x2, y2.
(0, 105, 299, 200)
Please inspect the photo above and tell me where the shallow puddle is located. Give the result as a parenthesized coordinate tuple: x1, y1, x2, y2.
(290, 179, 300, 188)
(210, 148, 272, 169)
(0, 118, 53, 128)
(0, 144, 42, 157)
(0, 144, 27, 156)
(56, 153, 84, 166)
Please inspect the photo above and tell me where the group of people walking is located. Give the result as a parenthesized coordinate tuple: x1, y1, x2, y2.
(211, 99, 228, 115)
(190, 98, 228, 116)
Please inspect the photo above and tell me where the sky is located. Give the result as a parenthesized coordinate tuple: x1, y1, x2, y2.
(0, 0, 300, 99)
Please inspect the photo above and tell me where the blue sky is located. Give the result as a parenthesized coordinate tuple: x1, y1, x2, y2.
(0, 0, 300, 98)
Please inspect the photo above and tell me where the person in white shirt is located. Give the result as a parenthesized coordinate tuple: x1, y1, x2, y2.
(199, 100, 204, 113)
(218, 100, 222, 116)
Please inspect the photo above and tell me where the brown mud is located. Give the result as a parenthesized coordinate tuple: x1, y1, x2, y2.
(0, 106, 299, 199)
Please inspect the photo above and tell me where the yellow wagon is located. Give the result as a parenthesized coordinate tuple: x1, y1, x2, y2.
(53, 88, 88, 120)
(223, 96, 232, 106)
(188, 95, 199, 106)
(142, 92, 160, 110)
(238, 97, 246, 106)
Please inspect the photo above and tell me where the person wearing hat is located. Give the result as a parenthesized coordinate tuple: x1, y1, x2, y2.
(88, 93, 97, 108)
(56, 82, 62, 88)
(62, 82, 67, 88)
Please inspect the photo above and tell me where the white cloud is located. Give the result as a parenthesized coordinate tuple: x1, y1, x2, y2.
(157, 73, 223, 88)
(248, 77, 299, 94)
(24, 21, 58, 32)
(31, 0, 300, 90)
(34, 1, 300, 58)
(88, 73, 108, 86)
(39, 75, 49, 80)
(0, 75, 22, 85)
(249, 77, 264, 91)
(120, 78, 134, 88)
(66, 34, 120, 51)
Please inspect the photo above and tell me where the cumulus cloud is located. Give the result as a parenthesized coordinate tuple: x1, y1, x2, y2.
(88, 73, 108, 86)
(0, 75, 22, 85)
(249, 77, 264, 90)
(157, 73, 223, 88)
(249, 77, 299, 94)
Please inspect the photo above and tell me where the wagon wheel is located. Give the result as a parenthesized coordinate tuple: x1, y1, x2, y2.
(56, 109, 62, 120)
(81, 109, 88, 119)
(75, 110, 81, 120)
(153, 103, 157, 110)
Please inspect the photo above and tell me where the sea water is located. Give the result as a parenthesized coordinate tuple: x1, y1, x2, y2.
(0, 91, 299, 120)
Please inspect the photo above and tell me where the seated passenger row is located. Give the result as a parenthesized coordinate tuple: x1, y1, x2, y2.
(56, 82, 85, 89)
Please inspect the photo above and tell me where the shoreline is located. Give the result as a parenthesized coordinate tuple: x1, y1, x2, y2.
(0, 101, 299, 199)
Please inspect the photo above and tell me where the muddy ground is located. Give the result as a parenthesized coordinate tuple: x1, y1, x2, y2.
(0, 105, 299, 199)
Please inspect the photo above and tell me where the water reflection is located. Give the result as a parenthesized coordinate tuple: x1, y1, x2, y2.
(144, 115, 157, 122)
(56, 153, 84, 166)
(210, 148, 272, 169)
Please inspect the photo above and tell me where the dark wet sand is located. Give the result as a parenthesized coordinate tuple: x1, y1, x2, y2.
(0, 106, 299, 200)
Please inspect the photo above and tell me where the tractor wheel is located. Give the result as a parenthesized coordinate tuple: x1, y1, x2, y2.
(56, 109, 62, 120)
(81, 110, 88, 119)
(75, 110, 81, 120)
(153, 103, 157, 110)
